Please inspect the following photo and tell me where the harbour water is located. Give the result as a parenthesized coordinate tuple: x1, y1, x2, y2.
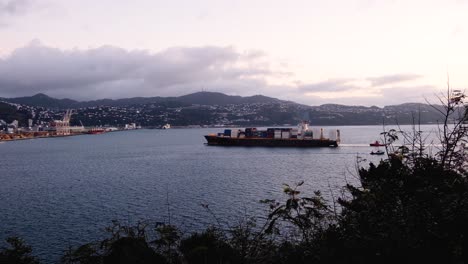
(0, 125, 441, 262)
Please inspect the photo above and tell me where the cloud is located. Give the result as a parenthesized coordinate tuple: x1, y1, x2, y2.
(291, 76, 436, 106)
(298, 79, 358, 92)
(367, 73, 422, 87)
(0, 0, 33, 16)
(0, 41, 439, 107)
(0, 40, 279, 99)
(379, 85, 437, 103)
(0, 0, 36, 28)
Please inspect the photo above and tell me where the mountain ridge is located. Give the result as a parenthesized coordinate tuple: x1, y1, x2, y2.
(1, 92, 430, 110)
(0, 92, 449, 127)
(0, 92, 284, 109)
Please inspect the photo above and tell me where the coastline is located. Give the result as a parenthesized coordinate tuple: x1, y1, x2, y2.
(0, 129, 129, 142)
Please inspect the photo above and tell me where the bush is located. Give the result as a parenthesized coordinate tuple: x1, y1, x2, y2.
(0, 237, 40, 264)
(336, 157, 468, 263)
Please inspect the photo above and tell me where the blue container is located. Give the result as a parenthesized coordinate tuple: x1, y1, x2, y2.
(224, 129, 231, 136)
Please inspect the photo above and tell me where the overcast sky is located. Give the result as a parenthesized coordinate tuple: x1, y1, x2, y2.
(0, 0, 467, 106)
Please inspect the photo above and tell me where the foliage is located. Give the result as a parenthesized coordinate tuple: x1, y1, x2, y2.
(261, 182, 334, 243)
(429, 88, 468, 172)
(0, 102, 32, 127)
(61, 221, 168, 264)
(179, 228, 237, 264)
(0, 237, 40, 264)
(337, 157, 468, 263)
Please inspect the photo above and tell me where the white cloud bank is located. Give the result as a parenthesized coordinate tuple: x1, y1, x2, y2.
(0, 41, 441, 106)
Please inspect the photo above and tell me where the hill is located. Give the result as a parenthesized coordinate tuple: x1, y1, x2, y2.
(1, 93, 78, 109)
(176, 92, 280, 105)
(0, 92, 450, 126)
(1, 92, 283, 109)
(0, 102, 32, 127)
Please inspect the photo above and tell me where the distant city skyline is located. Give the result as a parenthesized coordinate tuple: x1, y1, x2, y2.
(0, 0, 467, 106)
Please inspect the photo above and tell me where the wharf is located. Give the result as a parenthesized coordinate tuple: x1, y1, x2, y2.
(0, 132, 81, 142)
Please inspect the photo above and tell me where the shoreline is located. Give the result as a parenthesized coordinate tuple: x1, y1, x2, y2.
(0, 129, 132, 143)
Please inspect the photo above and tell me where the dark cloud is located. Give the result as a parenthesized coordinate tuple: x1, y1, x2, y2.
(0, 41, 277, 99)
(0, 0, 33, 16)
(367, 73, 422, 87)
(298, 79, 358, 92)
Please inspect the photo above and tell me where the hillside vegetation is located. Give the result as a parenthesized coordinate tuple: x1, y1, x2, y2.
(1, 92, 449, 126)
(0, 102, 32, 127)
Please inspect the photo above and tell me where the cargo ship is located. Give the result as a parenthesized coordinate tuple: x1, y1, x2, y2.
(204, 122, 340, 147)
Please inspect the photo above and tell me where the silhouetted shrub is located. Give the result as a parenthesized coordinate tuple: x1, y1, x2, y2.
(104, 237, 166, 264)
(179, 228, 238, 264)
(0, 237, 40, 264)
(335, 157, 468, 263)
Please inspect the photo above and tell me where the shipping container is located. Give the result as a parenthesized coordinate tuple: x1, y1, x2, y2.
(304, 131, 313, 138)
(312, 128, 321, 139)
(274, 132, 282, 139)
(231, 130, 239, 138)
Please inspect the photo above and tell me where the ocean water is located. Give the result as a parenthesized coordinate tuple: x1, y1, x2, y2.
(0, 125, 440, 262)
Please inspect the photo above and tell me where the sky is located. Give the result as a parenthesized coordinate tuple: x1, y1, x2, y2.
(0, 0, 467, 106)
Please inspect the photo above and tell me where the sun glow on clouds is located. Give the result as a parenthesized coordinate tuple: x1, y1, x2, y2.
(305, 90, 381, 99)
(303, 79, 379, 99)
(299, 75, 435, 102)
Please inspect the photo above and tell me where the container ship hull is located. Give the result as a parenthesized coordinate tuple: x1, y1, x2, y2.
(204, 135, 338, 147)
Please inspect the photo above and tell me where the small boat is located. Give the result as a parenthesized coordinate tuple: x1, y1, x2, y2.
(370, 140, 386, 147)
(162, 123, 171, 129)
(87, 128, 105, 134)
(370, 150, 385, 155)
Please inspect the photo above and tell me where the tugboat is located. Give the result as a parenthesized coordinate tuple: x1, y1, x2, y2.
(204, 121, 340, 148)
(369, 140, 386, 147)
(370, 149, 385, 155)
